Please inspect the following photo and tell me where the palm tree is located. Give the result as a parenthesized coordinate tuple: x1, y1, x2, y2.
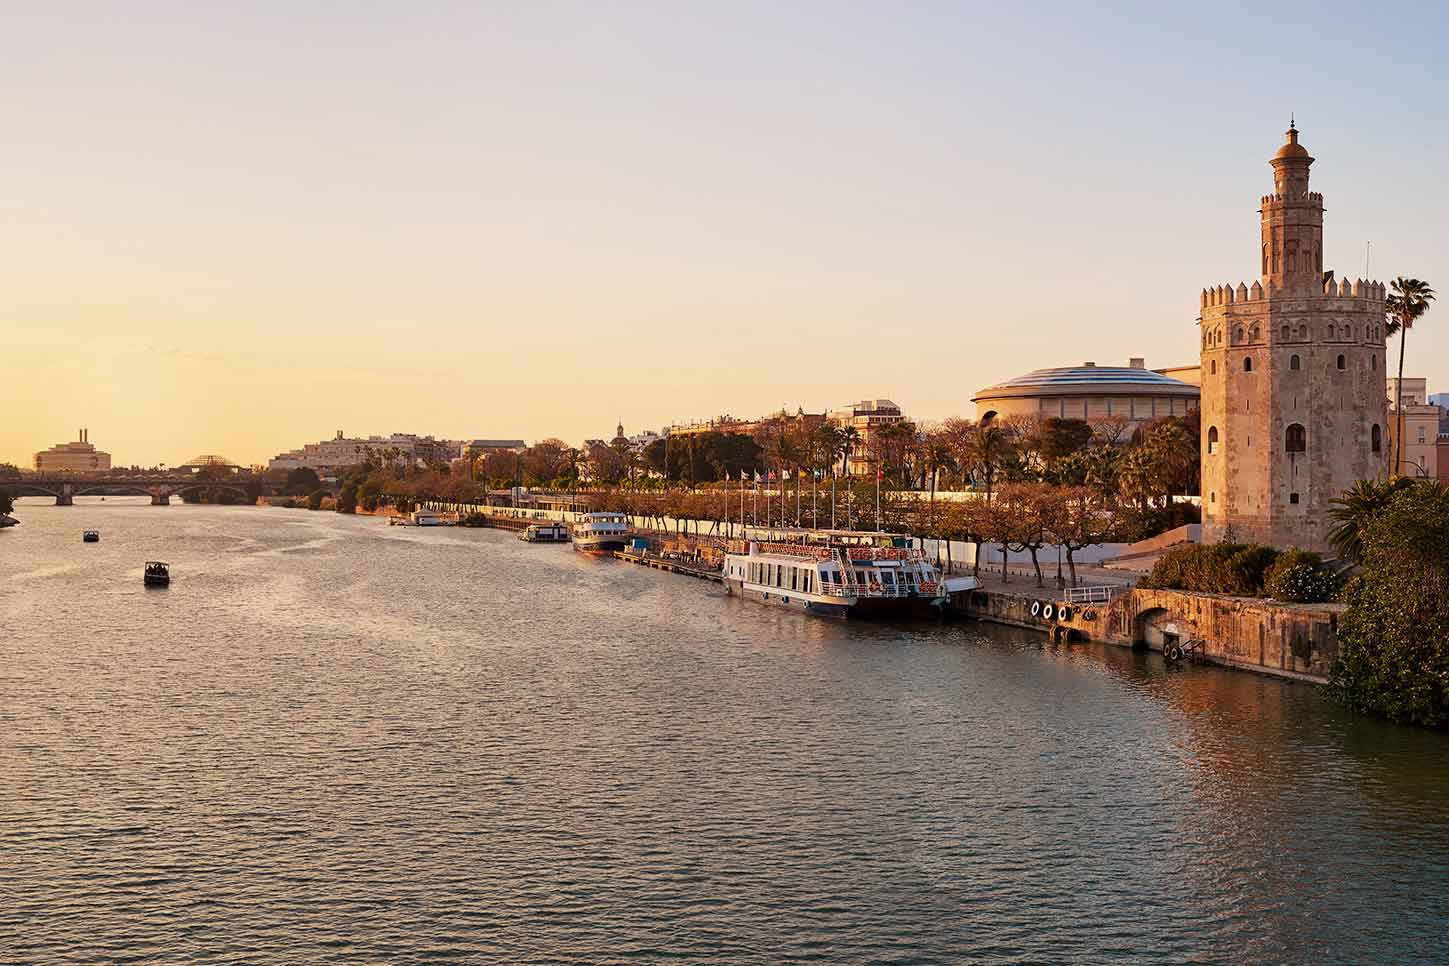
(1385, 277, 1436, 473)
(924, 434, 955, 513)
(1116, 446, 1156, 510)
(1327, 477, 1413, 562)
(1141, 419, 1197, 503)
(965, 424, 1012, 501)
(838, 425, 861, 478)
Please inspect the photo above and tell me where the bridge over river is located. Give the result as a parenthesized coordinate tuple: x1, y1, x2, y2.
(5, 476, 252, 506)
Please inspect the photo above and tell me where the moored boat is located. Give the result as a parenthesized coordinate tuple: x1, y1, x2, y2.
(83, 529, 100, 543)
(722, 531, 974, 619)
(520, 522, 570, 543)
(143, 561, 171, 586)
(571, 512, 632, 553)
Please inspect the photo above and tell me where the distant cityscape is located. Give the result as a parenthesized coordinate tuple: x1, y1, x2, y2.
(19, 365, 1449, 486)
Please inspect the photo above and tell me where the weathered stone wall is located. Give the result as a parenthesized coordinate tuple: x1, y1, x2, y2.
(955, 586, 1342, 684)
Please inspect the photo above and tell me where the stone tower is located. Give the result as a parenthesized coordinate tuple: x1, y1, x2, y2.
(1199, 124, 1389, 553)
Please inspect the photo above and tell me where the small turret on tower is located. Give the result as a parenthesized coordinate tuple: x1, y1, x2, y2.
(1260, 121, 1323, 294)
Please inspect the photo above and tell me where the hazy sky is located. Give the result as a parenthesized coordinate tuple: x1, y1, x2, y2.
(5, 1, 1447, 467)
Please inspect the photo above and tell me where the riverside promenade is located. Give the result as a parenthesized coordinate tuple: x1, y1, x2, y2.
(435, 502, 1340, 684)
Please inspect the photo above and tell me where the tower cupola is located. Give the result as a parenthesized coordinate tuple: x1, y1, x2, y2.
(1260, 121, 1323, 292)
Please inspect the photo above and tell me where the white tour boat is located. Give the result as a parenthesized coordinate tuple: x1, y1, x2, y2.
(722, 531, 976, 619)
(520, 522, 570, 543)
(571, 512, 632, 554)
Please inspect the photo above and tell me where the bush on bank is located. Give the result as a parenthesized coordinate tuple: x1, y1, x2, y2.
(1138, 543, 1281, 596)
(1139, 543, 1343, 601)
(1328, 483, 1449, 728)
(1263, 549, 1342, 603)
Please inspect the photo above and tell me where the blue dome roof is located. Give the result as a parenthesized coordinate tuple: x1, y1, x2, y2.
(973, 365, 1198, 401)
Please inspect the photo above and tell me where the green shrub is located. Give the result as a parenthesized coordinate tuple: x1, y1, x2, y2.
(306, 489, 326, 511)
(1328, 482, 1449, 727)
(1263, 549, 1340, 603)
(1139, 542, 1280, 596)
(1225, 545, 1279, 595)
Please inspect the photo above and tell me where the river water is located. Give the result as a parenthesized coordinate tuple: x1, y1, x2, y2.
(3, 499, 1447, 964)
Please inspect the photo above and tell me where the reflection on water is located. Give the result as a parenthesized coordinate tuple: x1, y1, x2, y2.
(3, 499, 1447, 963)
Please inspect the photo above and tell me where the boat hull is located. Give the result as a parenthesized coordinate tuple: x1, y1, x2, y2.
(848, 595, 946, 620)
(574, 537, 628, 554)
(723, 578, 853, 619)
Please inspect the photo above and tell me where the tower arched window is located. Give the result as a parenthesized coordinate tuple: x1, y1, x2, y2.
(1243, 357, 1253, 372)
(1299, 325, 1308, 339)
(1337, 354, 1346, 370)
(1371, 424, 1382, 453)
(1234, 327, 1245, 345)
(1290, 354, 1300, 370)
(1285, 423, 1307, 453)
(1210, 360, 1217, 375)
(1281, 325, 1290, 341)
(1371, 354, 1377, 369)
(1250, 325, 1260, 343)
(1207, 426, 1219, 455)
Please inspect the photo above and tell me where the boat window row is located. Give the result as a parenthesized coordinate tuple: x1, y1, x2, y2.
(747, 560, 816, 595)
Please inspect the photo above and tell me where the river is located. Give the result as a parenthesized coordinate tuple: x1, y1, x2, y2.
(3, 499, 1447, 964)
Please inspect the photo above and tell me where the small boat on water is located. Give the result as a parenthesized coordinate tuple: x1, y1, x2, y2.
(143, 561, 171, 587)
(722, 530, 976, 619)
(83, 529, 100, 543)
(571, 512, 632, 554)
(520, 522, 570, 543)
(388, 508, 460, 527)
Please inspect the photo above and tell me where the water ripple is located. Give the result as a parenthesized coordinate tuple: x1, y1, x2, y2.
(3, 500, 1449, 963)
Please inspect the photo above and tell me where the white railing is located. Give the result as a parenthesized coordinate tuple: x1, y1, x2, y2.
(1065, 585, 1124, 604)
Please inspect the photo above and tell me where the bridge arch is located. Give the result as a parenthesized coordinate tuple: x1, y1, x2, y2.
(72, 483, 155, 499)
(6, 482, 64, 500)
(1133, 607, 1184, 652)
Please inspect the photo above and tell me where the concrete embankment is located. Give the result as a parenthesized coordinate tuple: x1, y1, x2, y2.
(954, 585, 1341, 683)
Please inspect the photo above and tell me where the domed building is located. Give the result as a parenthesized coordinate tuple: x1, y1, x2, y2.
(973, 358, 1199, 432)
(178, 454, 241, 474)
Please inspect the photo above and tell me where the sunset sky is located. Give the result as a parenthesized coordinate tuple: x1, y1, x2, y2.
(5, 1, 1447, 468)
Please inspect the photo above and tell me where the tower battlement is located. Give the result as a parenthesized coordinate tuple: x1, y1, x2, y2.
(1199, 277, 1383, 310)
(1260, 191, 1323, 206)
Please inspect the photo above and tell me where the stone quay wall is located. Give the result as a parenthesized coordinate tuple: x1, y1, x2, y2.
(955, 585, 1343, 684)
